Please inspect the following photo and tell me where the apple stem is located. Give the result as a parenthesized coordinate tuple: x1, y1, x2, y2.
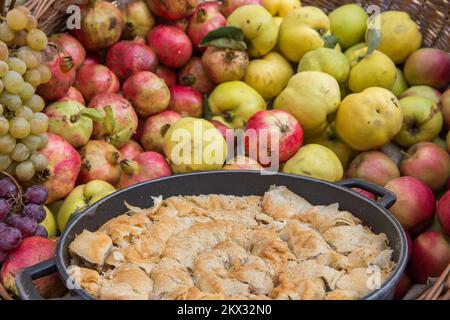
(400, 150, 411, 159)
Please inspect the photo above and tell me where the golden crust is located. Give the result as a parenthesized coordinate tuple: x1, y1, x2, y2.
(69, 188, 395, 300)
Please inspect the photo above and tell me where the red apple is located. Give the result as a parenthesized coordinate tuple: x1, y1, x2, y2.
(394, 272, 413, 300)
(385, 176, 436, 236)
(405, 230, 412, 260)
(0, 237, 66, 298)
(245, 110, 303, 165)
(400, 142, 450, 192)
(404, 48, 450, 89)
(399, 85, 441, 104)
(223, 155, 263, 171)
(210, 120, 231, 141)
(440, 89, 450, 130)
(347, 151, 400, 186)
(140, 110, 182, 153)
(409, 231, 450, 283)
(351, 188, 376, 200)
(437, 190, 450, 236)
(168, 85, 203, 118)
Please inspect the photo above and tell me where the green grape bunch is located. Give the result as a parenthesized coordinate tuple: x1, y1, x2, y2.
(0, 6, 51, 182)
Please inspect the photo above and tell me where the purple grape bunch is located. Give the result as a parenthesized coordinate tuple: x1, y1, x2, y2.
(0, 177, 49, 263)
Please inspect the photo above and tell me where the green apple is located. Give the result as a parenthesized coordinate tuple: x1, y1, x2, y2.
(344, 42, 366, 60)
(399, 85, 441, 104)
(298, 47, 350, 84)
(329, 4, 368, 50)
(392, 68, 408, 97)
(57, 180, 116, 232)
(208, 81, 266, 128)
(394, 96, 443, 147)
(433, 136, 447, 150)
(40, 206, 57, 239)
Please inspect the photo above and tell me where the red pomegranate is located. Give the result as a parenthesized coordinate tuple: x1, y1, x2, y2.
(147, 25, 193, 69)
(155, 65, 177, 87)
(122, 71, 170, 117)
(106, 41, 158, 81)
(88, 93, 139, 148)
(188, 2, 226, 52)
(37, 45, 76, 101)
(178, 57, 214, 94)
(140, 110, 182, 152)
(74, 64, 120, 102)
(71, 0, 124, 50)
(146, 0, 198, 20)
(49, 33, 86, 69)
(168, 85, 203, 117)
(78, 140, 122, 185)
(119, 140, 144, 160)
(119, 152, 172, 189)
(221, 0, 262, 17)
(58, 86, 85, 105)
(202, 47, 249, 84)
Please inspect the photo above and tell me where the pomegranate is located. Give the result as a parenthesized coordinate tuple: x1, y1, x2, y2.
(157, 17, 189, 32)
(122, 71, 170, 117)
(58, 86, 86, 105)
(123, 0, 155, 40)
(45, 100, 98, 148)
(74, 64, 120, 102)
(155, 65, 177, 87)
(119, 140, 144, 160)
(178, 57, 214, 94)
(409, 231, 450, 283)
(168, 86, 203, 117)
(49, 33, 86, 69)
(36, 133, 81, 204)
(37, 45, 76, 101)
(245, 110, 303, 165)
(71, 0, 124, 50)
(202, 47, 249, 84)
(119, 152, 172, 188)
(352, 188, 377, 201)
(133, 118, 146, 141)
(84, 51, 102, 65)
(106, 41, 158, 81)
(146, 0, 198, 20)
(1, 237, 66, 298)
(188, 2, 226, 52)
(147, 25, 193, 69)
(78, 140, 122, 186)
(140, 110, 182, 152)
(88, 93, 139, 148)
(221, 0, 262, 17)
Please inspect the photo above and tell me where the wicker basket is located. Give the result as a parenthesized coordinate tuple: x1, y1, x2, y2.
(14, 0, 449, 51)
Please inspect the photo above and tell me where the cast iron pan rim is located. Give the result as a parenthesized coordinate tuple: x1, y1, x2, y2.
(56, 171, 408, 301)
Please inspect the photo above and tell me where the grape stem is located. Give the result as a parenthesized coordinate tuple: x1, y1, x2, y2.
(1, 170, 24, 211)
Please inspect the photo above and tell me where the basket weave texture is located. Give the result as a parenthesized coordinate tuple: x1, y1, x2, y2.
(302, 0, 449, 51)
(19, 0, 449, 51)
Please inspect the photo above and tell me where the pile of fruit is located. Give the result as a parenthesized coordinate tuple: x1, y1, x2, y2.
(0, 0, 449, 299)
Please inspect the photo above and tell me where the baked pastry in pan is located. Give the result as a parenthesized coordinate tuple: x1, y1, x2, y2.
(68, 186, 395, 300)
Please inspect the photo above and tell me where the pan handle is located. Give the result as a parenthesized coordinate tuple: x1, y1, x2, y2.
(337, 179, 397, 209)
(16, 258, 81, 300)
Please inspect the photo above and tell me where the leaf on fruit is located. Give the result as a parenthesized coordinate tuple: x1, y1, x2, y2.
(323, 35, 339, 49)
(200, 26, 248, 50)
(103, 105, 116, 134)
(203, 95, 213, 121)
(366, 27, 382, 57)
